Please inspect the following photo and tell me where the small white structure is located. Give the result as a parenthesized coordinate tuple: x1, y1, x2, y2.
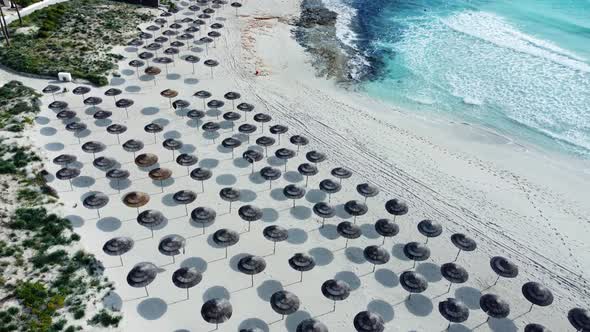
(57, 72, 72, 82)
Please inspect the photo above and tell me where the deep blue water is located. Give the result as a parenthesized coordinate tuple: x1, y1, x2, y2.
(321, 0, 590, 156)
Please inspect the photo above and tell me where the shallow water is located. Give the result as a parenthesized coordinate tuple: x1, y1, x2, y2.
(327, 0, 590, 156)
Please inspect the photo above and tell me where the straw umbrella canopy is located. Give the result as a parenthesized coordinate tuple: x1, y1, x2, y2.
(122, 139, 144, 159)
(173, 100, 191, 116)
(296, 319, 328, 332)
(524, 323, 552, 332)
(83, 192, 109, 218)
(298, 163, 318, 187)
(344, 200, 368, 223)
(163, 30, 178, 37)
(255, 136, 275, 157)
(400, 270, 428, 300)
(170, 22, 183, 30)
(158, 234, 186, 263)
(188, 4, 201, 14)
(83, 96, 103, 112)
(289, 253, 315, 282)
(275, 148, 295, 171)
(319, 179, 341, 202)
(65, 122, 86, 143)
(187, 205, 215, 233)
(104, 88, 122, 103)
(269, 124, 288, 144)
(221, 137, 242, 158)
(440, 262, 469, 294)
(48, 100, 68, 111)
(129, 59, 145, 78)
(103, 236, 134, 266)
(521, 282, 554, 312)
(93, 110, 112, 120)
(123, 191, 151, 215)
(146, 24, 160, 32)
(160, 89, 179, 108)
(356, 183, 379, 202)
(270, 291, 300, 320)
(184, 54, 200, 74)
(289, 135, 309, 154)
(127, 38, 144, 54)
(385, 198, 408, 222)
(204, 59, 219, 78)
(363, 245, 390, 273)
(321, 279, 350, 312)
(374, 218, 399, 246)
(137, 209, 165, 237)
(187, 109, 206, 127)
(56, 110, 76, 121)
(127, 262, 158, 297)
(222, 111, 241, 131)
(190, 167, 213, 192)
(489, 256, 519, 286)
(253, 113, 272, 132)
(202, 121, 221, 143)
(139, 50, 155, 62)
(223, 91, 241, 109)
(219, 187, 241, 213)
(259, 166, 281, 189)
(138, 31, 153, 40)
(212, 228, 240, 259)
(313, 202, 335, 227)
(237, 102, 254, 120)
(211, 22, 223, 29)
(263, 225, 288, 254)
(201, 298, 233, 329)
(194, 90, 212, 109)
(242, 149, 263, 174)
(144, 66, 162, 85)
(354, 311, 385, 332)
(230, 2, 242, 15)
(237, 255, 267, 288)
(480, 294, 510, 322)
(93, 156, 116, 170)
(149, 167, 172, 192)
(172, 267, 202, 299)
(568, 308, 590, 332)
(238, 123, 257, 143)
(337, 221, 361, 249)
(439, 298, 470, 330)
(306, 150, 327, 165)
(105, 168, 130, 193)
(144, 122, 163, 143)
(56, 167, 79, 191)
(162, 138, 183, 159)
(202, 7, 215, 15)
(173, 190, 197, 215)
(238, 205, 262, 232)
(176, 153, 198, 175)
(283, 184, 306, 208)
(450, 233, 477, 261)
(135, 153, 158, 168)
(42, 84, 60, 100)
(82, 141, 106, 159)
(154, 37, 168, 44)
(417, 219, 443, 244)
(107, 124, 127, 144)
(404, 241, 431, 269)
(72, 86, 91, 102)
(53, 154, 76, 166)
(199, 36, 214, 54)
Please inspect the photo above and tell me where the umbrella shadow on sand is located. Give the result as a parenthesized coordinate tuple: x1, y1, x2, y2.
(202, 285, 230, 301)
(285, 311, 311, 331)
(375, 268, 399, 288)
(453, 286, 482, 310)
(334, 271, 361, 291)
(309, 247, 334, 266)
(403, 294, 433, 317)
(368, 299, 395, 322)
(137, 298, 167, 320)
(415, 262, 442, 282)
(261, 208, 279, 222)
(180, 256, 208, 273)
(66, 215, 84, 228)
(96, 217, 122, 232)
(256, 279, 283, 301)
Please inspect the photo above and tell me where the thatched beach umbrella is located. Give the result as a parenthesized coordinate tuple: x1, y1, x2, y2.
(230, 2, 242, 15)
(202, 121, 221, 143)
(115, 98, 134, 118)
(129, 59, 145, 78)
(237, 102, 254, 120)
(53, 154, 76, 167)
(65, 122, 86, 143)
(173, 190, 197, 215)
(187, 109, 206, 128)
(176, 153, 198, 175)
(354, 311, 385, 332)
(223, 91, 241, 109)
(219, 187, 241, 213)
(190, 167, 213, 192)
(161, 89, 179, 109)
(201, 298, 233, 330)
(363, 245, 390, 273)
(521, 282, 554, 313)
(439, 298, 470, 331)
(154, 37, 168, 44)
(137, 209, 165, 238)
(48, 100, 68, 111)
(260, 166, 281, 189)
(222, 111, 241, 131)
(103, 236, 134, 266)
(568, 308, 590, 332)
(480, 294, 510, 323)
(199, 36, 214, 54)
(107, 124, 127, 144)
(72, 86, 91, 104)
(149, 167, 172, 193)
(93, 156, 116, 170)
(489, 256, 519, 286)
(204, 59, 219, 78)
(404, 241, 431, 269)
(122, 139, 144, 159)
(139, 51, 155, 67)
(135, 153, 158, 168)
(321, 279, 350, 312)
(82, 141, 106, 159)
(194, 90, 212, 109)
(123, 191, 151, 215)
(56, 110, 76, 121)
(127, 38, 144, 56)
(357, 183, 379, 202)
(337, 221, 361, 249)
(158, 234, 186, 263)
(450, 233, 477, 262)
(83, 192, 109, 218)
(242, 149, 263, 174)
(238, 255, 266, 288)
(319, 179, 341, 202)
(42, 84, 60, 100)
(375, 218, 399, 246)
(400, 270, 428, 300)
(144, 122, 163, 144)
(524, 323, 551, 332)
(138, 31, 153, 40)
(104, 88, 122, 103)
(344, 200, 368, 223)
(289, 253, 315, 282)
(212, 228, 240, 259)
(191, 206, 216, 234)
(313, 202, 335, 228)
(144, 66, 162, 85)
(441, 262, 469, 294)
(269, 124, 288, 144)
(207, 99, 225, 119)
(290, 135, 309, 154)
(184, 54, 200, 74)
(275, 148, 295, 171)
(306, 150, 327, 166)
(271, 290, 300, 321)
(253, 113, 272, 133)
(83, 96, 103, 112)
(298, 163, 318, 187)
(385, 198, 408, 222)
(127, 262, 158, 297)
(263, 225, 288, 255)
(93, 110, 112, 121)
(418, 219, 443, 244)
(172, 267, 202, 300)
(255, 136, 275, 157)
(283, 184, 306, 208)
(106, 168, 130, 194)
(56, 167, 80, 191)
(162, 138, 183, 159)
(238, 204, 262, 232)
(238, 123, 257, 143)
(221, 137, 242, 158)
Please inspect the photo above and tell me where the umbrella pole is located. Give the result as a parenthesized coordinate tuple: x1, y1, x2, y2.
(269, 180, 272, 190)
(284, 161, 287, 172)
(172, 255, 175, 264)
(292, 199, 295, 208)
(446, 322, 450, 331)
(201, 180, 205, 192)
(321, 218, 325, 228)
(224, 246, 228, 259)
(381, 236, 386, 246)
(119, 255, 124, 266)
(186, 288, 189, 300)
(229, 201, 232, 213)
(150, 226, 154, 238)
(117, 179, 120, 194)
(425, 237, 429, 244)
(137, 207, 140, 216)
(446, 282, 452, 294)
(492, 275, 500, 286)
(161, 180, 164, 193)
(247, 221, 251, 232)
(305, 176, 309, 187)
(145, 286, 149, 297)
(333, 300, 336, 312)
(154, 133, 157, 144)
(412, 260, 416, 269)
(69, 179, 73, 191)
(251, 274, 254, 288)
(117, 134, 120, 144)
(97, 209, 101, 219)
(372, 264, 376, 273)
(299, 271, 303, 282)
(345, 238, 349, 248)
(273, 241, 277, 254)
(251, 163, 254, 174)
(185, 204, 188, 216)
(453, 249, 462, 262)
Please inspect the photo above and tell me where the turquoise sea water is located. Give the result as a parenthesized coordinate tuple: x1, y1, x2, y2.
(323, 0, 590, 156)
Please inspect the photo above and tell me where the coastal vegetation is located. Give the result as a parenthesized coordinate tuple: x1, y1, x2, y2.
(0, 81, 120, 331)
(0, 0, 154, 86)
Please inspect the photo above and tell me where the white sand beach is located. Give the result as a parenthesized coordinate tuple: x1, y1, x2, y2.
(1, 0, 589, 330)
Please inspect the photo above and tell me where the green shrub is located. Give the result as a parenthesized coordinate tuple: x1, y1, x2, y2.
(88, 309, 122, 327)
